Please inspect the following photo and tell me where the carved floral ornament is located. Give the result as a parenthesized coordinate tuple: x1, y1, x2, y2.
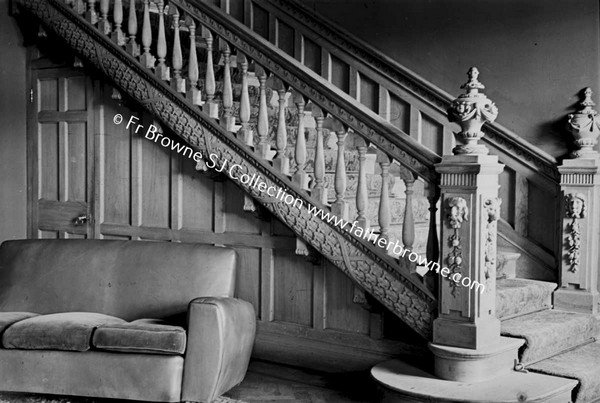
(565, 193, 585, 273)
(483, 198, 501, 283)
(444, 197, 469, 296)
(568, 88, 600, 158)
(448, 67, 498, 155)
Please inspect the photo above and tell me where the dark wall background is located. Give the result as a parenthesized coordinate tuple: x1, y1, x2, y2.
(0, 1, 28, 242)
(303, 0, 600, 157)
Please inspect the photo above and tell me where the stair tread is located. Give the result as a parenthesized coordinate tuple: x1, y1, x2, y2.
(528, 340, 600, 403)
(501, 310, 599, 365)
(497, 278, 556, 320)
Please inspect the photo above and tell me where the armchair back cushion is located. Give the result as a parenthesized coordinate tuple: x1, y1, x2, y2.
(0, 240, 236, 321)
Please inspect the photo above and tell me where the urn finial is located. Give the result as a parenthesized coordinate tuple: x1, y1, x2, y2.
(448, 67, 498, 155)
(567, 87, 600, 158)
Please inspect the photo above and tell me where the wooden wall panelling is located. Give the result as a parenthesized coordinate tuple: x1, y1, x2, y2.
(273, 248, 314, 326)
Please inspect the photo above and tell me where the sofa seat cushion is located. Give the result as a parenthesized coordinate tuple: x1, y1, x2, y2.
(0, 312, 39, 335)
(92, 319, 186, 355)
(2, 312, 125, 352)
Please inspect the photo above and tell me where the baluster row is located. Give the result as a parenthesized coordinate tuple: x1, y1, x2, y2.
(68, 0, 439, 286)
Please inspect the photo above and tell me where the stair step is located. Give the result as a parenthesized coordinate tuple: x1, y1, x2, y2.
(496, 278, 556, 320)
(497, 250, 520, 279)
(501, 310, 600, 365)
(371, 359, 577, 403)
(528, 340, 600, 403)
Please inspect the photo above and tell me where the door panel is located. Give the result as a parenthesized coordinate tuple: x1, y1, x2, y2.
(29, 68, 94, 238)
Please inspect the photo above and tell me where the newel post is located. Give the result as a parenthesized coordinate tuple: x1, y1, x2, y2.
(553, 88, 600, 314)
(429, 68, 523, 382)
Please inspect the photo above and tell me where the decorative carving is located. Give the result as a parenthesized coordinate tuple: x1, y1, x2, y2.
(448, 67, 498, 155)
(483, 197, 501, 283)
(567, 88, 600, 158)
(23, 0, 436, 337)
(444, 197, 468, 296)
(565, 193, 586, 272)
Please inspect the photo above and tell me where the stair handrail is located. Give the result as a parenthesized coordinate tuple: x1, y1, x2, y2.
(255, 0, 560, 183)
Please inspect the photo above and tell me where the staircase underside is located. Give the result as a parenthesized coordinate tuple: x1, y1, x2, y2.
(18, 0, 437, 338)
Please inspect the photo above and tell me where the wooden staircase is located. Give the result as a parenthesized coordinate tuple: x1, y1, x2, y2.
(13, 0, 600, 401)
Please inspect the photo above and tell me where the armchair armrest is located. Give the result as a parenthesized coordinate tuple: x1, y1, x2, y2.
(181, 296, 256, 403)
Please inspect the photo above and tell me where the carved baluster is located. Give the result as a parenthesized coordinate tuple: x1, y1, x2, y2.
(311, 105, 327, 204)
(139, 0, 155, 68)
(424, 185, 440, 292)
(376, 151, 391, 242)
(98, 0, 110, 34)
(237, 53, 252, 146)
(85, 0, 98, 24)
(111, 0, 125, 45)
(324, 118, 348, 219)
(185, 18, 202, 105)
(221, 43, 235, 131)
(255, 66, 271, 159)
(202, 27, 218, 118)
(269, 77, 289, 173)
(73, 0, 86, 15)
(154, 0, 169, 80)
(292, 91, 310, 189)
(398, 165, 417, 269)
(355, 138, 369, 229)
(170, 7, 185, 93)
(125, 0, 140, 57)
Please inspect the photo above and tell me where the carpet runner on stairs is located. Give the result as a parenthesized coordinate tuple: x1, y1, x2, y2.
(528, 340, 600, 403)
(501, 309, 600, 365)
(496, 278, 556, 320)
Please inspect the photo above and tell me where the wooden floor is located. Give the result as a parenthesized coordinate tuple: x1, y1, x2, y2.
(223, 360, 383, 403)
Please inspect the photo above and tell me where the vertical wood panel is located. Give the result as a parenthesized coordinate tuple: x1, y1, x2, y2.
(358, 73, 379, 112)
(224, 180, 261, 234)
(39, 123, 59, 200)
(251, 3, 269, 39)
(140, 124, 171, 228)
(420, 115, 443, 155)
(330, 55, 349, 94)
(67, 122, 87, 202)
(235, 247, 261, 315)
(302, 36, 321, 74)
(67, 76, 87, 110)
(389, 94, 410, 133)
(499, 168, 516, 228)
(261, 248, 274, 322)
(180, 157, 214, 231)
(275, 19, 294, 56)
(273, 249, 313, 326)
(324, 263, 370, 334)
(39, 79, 58, 111)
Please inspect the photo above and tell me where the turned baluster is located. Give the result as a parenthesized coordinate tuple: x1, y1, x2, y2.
(98, 0, 110, 34)
(399, 165, 416, 269)
(292, 91, 310, 189)
(85, 0, 98, 24)
(311, 105, 327, 204)
(255, 66, 271, 159)
(72, 0, 86, 15)
(270, 77, 289, 174)
(355, 138, 369, 229)
(237, 53, 252, 146)
(111, 0, 125, 45)
(376, 151, 391, 242)
(221, 43, 235, 131)
(125, 0, 140, 57)
(324, 118, 348, 219)
(170, 7, 185, 93)
(139, 0, 155, 68)
(155, 0, 169, 80)
(202, 27, 218, 118)
(424, 186, 440, 291)
(185, 18, 202, 105)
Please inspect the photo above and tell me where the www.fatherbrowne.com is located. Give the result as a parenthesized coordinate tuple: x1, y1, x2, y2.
(115, 112, 483, 294)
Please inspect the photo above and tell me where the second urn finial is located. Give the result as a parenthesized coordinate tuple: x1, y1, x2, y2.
(567, 87, 600, 158)
(448, 67, 498, 155)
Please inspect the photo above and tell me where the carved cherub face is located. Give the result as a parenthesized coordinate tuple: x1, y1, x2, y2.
(566, 193, 586, 218)
(446, 197, 469, 229)
(484, 198, 502, 222)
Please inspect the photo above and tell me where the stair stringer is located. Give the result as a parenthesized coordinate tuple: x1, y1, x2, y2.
(19, 0, 437, 338)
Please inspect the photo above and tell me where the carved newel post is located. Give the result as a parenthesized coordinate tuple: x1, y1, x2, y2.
(554, 88, 600, 314)
(429, 67, 523, 382)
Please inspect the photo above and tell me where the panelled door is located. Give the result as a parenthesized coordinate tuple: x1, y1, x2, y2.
(28, 66, 95, 239)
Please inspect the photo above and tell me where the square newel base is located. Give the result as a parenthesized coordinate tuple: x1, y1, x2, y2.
(433, 317, 501, 349)
(429, 337, 524, 382)
(554, 288, 599, 314)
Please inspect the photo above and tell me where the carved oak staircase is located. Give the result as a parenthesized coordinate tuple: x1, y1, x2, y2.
(13, 0, 600, 401)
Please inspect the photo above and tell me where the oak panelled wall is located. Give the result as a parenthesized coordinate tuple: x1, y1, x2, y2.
(27, 60, 420, 371)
